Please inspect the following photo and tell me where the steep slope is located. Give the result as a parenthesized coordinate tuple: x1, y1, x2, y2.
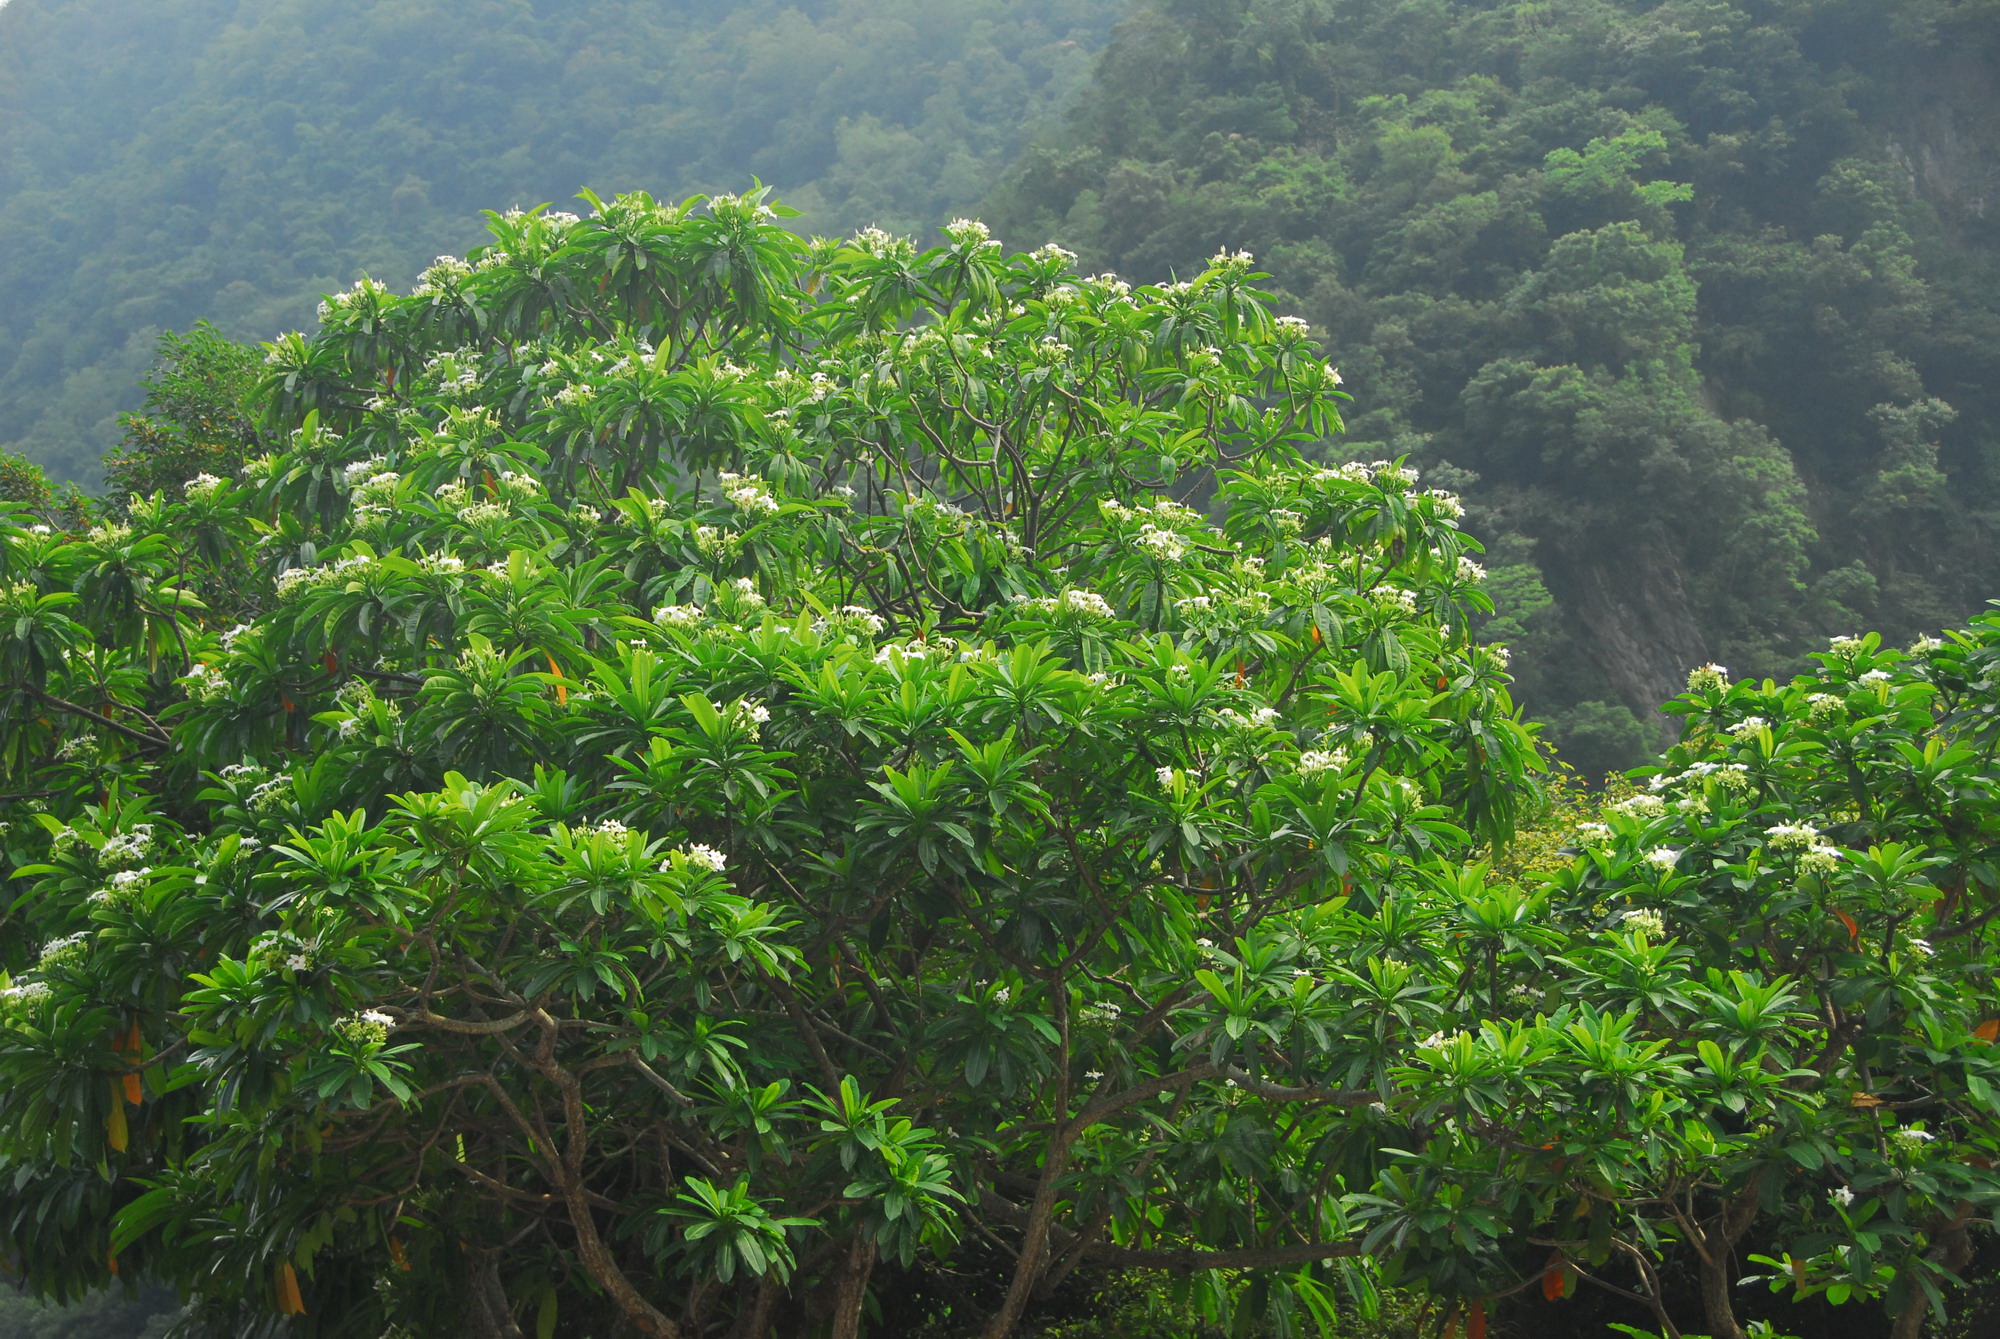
(995, 0, 2000, 769)
(0, 0, 1124, 484)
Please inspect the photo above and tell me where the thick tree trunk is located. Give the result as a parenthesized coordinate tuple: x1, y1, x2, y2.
(1697, 1251, 1748, 1339)
(464, 1253, 525, 1339)
(1891, 1205, 1975, 1339)
(828, 1231, 877, 1339)
(1694, 1181, 1763, 1339)
(980, 1134, 1077, 1339)
(728, 1274, 782, 1339)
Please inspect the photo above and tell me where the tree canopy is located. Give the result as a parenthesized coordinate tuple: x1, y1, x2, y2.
(0, 192, 1998, 1339)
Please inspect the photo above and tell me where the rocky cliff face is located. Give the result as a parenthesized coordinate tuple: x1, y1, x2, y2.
(1886, 47, 2000, 227)
(1567, 544, 1710, 733)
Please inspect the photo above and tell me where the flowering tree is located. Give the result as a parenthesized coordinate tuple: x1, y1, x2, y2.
(0, 192, 1991, 1339)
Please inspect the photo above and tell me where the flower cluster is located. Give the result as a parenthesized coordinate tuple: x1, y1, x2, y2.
(1371, 587, 1418, 615)
(1136, 525, 1188, 563)
(1607, 795, 1664, 821)
(1217, 706, 1280, 732)
(36, 932, 90, 971)
(682, 844, 728, 873)
(719, 472, 781, 516)
(1018, 588, 1116, 621)
(1765, 823, 1820, 851)
(182, 662, 231, 702)
(727, 699, 771, 738)
(1686, 663, 1729, 694)
(334, 1010, 395, 1048)
(653, 603, 705, 629)
(1729, 717, 1769, 741)
(1297, 748, 1350, 776)
(99, 825, 155, 869)
(814, 606, 887, 638)
(1622, 908, 1666, 937)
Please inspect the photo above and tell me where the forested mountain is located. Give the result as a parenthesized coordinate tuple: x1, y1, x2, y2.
(0, 0, 1122, 486)
(997, 0, 2000, 771)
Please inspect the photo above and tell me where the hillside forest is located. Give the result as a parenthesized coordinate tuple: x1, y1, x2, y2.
(0, 0, 1124, 482)
(999, 0, 2000, 768)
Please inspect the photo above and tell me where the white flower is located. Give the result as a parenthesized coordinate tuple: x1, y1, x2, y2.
(1687, 663, 1729, 694)
(816, 605, 885, 637)
(1417, 488, 1460, 518)
(1156, 766, 1178, 787)
(653, 604, 704, 629)
(1643, 848, 1681, 874)
(1829, 634, 1867, 655)
(333, 1011, 393, 1048)
(36, 932, 90, 971)
(184, 473, 226, 501)
(1297, 749, 1349, 776)
(1276, 315, 1310, 337)
(1893, 1127, 1936, 1148)
(726, 700, 772, 736)
(1807, 692, 1844, 723)
(1860, 669, 1893, 686)
(943, 218, 994, 248)
(1729, 716, 1769, 741)
(1622, 909, 1666, 938)
(1371, 587, 1418, 615)
(1573, 822, 1613, 846)
(1607, 795, 1664, 821)
(1455, 556, 1485, 583)
(182, 662, 230, 702)
(1800, 844, 1844, 878)
(1083, 1069, 1105, 1082)
(286, 954, 312, 972)
(1218, 705, 1281, 732)
(99, 827, 155, 869)
(1136, 525, 1187, 563)
(1766, 823, 1820, 851)
(1831, 1186, 1855, 1208)
(683, 844, 727, 873)
(1059, 588, 1114, 619)
(0, 982, 51, 1011)
(723, 475, 781, 515)
(1911, 635, 1942, 654)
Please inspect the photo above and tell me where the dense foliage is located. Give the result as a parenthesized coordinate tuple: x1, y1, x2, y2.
(2, 193, 2000, 1339)
(0, 0, 1121, 485)
(997, 0, 2000, 770)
